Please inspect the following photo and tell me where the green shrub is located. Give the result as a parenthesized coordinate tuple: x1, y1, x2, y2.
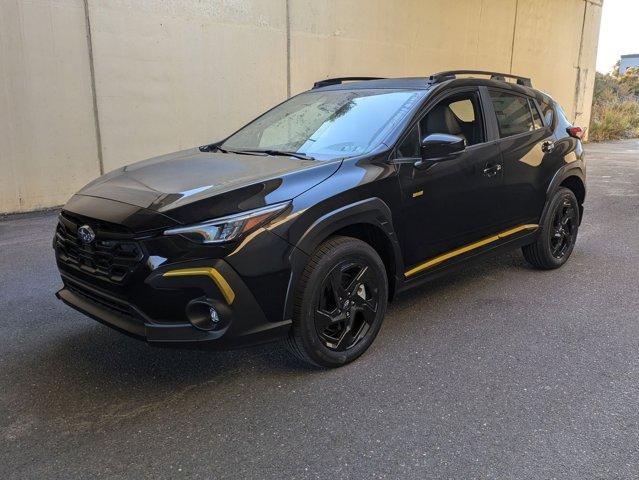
(590, 100, 639, 142)
(589, 70, 639, 142)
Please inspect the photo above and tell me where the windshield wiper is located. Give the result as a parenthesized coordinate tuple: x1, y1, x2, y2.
(200, 144, 267, 157)
(199, 143, 227, 153)
(201, 144, 316, 160)
(243, 149, 316, 161)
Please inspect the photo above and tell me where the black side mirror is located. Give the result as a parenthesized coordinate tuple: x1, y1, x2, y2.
(417, 133, 465, 165)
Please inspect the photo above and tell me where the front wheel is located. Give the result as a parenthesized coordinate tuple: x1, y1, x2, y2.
(522, 187, 580, 269)
(285, 236, 388, 368)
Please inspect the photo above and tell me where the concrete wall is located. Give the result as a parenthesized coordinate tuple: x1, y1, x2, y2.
(0, 0, 603, 214)
(0, 0, 100, 212)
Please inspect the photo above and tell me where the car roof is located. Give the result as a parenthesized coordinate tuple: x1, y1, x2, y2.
(309, 76, 545, 100)
(311, 77, 433, 90)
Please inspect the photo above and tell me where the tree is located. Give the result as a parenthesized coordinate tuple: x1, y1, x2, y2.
(618, 67, 639, 97)
(612, 60, 621, 78)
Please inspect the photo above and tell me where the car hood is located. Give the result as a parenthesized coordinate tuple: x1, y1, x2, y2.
(75, 148, 342, 224)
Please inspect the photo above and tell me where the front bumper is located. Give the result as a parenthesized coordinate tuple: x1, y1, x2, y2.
(56, 259, 292, 349)
(53, 201, 302, 348)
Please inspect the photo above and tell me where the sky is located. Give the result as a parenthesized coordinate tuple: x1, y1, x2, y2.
(596, 0, 639, 73)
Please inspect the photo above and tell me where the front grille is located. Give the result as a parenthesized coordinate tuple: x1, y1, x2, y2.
(54, 213, 144, 284)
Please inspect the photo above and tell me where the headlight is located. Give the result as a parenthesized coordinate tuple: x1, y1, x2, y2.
(164, 202, 290, 244)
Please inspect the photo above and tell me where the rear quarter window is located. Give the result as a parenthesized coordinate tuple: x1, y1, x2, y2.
(539, 98, 555, 128)
(529, 99, 544, 129)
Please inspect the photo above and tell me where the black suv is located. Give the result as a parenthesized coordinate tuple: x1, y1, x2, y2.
(54, 71, 586, 367)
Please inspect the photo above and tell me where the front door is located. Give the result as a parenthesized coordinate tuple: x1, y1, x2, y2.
(396, 89, 506, 272)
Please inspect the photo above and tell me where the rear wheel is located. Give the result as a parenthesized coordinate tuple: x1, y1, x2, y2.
(522, 187, 580, 269)
(285, 236, 388, 368)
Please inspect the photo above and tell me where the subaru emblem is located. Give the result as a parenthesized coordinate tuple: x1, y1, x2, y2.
(77, 225, 96, 244)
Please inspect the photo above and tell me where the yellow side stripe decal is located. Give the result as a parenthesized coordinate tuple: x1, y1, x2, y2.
(162, 267, 235, 305)
(404, 224, 538, 278)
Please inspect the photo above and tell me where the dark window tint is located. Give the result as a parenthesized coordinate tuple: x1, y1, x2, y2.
(539, 98, 555, 127)
(529, 99, 544, 129)
(396, 124, 420, 159)
(489, 91, 534, 137)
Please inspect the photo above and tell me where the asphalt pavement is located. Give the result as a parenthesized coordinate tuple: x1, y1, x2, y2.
(1, 140, 638, 479)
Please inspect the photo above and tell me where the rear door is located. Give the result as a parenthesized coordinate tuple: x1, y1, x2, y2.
(487, 89, 557, 225)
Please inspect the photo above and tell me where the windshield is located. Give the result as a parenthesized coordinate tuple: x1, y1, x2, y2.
(221, 88, 425, 160)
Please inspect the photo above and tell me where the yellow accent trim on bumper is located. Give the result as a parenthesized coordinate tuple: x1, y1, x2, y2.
(404, 223, 539, 278)
(162, 267, 235, 305)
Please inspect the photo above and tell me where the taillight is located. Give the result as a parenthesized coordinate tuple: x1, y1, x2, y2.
(566, 126, 585, 139)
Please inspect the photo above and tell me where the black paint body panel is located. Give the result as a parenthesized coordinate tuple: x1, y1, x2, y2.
(54, 76, 586, 348)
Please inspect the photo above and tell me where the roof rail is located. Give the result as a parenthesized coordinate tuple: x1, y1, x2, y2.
(427, 70, 532, 87)
(312, 77, 386, 89)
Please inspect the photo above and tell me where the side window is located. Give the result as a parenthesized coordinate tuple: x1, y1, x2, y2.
(448, 99, 475, 123)
(529, 99, 544, 129)
(420, 92, 485, 146)
(489, 91, 534, 137)
(396, 124, 420, 159)
(539, 98, 555, 127)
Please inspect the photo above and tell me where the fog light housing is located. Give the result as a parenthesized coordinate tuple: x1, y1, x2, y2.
(186, 298, 224, 331)
(209, 306, 220, 324)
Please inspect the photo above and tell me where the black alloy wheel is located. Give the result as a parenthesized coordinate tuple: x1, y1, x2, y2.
(522, 187, 580, 269)
(286, 236, 388, 367)
(549, 198, 578, 259)
(314, 259, 379, 351)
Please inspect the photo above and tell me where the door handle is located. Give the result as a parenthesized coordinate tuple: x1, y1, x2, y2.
(542, 140, 555, 153)
(482, 163, 502, 177)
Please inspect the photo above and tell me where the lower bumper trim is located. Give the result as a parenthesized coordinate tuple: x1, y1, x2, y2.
(56, 287, 146, 339)
(56, 287, 292, 349)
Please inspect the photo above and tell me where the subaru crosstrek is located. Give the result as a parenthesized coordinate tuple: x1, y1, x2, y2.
(54, 71, 586, 367)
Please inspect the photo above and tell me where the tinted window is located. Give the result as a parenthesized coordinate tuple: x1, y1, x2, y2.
(539, 98, 555, 127)
(222, 88, 425, 160)
(529, 99, 544, 129)
(489, 91, 534, 137)
(396, 124, 420, 159)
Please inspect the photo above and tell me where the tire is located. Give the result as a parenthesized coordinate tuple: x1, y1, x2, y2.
(285, 236, 388, 368)
(522, 187, 580, 270)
